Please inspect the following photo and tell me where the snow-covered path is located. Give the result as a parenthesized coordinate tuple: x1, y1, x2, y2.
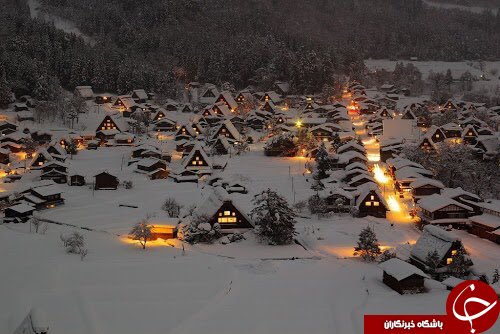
(26, 0, 95, 45)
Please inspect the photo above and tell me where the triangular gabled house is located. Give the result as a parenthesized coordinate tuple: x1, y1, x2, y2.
(182, 143, 212, 172)
(215, 91, 238, 112)
(355, 184, 388, 218)
(261, 100, 277, 114)
(211, 136, 231, 155)
(426, 126, 446, 143)
(212, 120, 241, 142)
(131, 89, 148, 103)
(190, 187, 253, 231)
(261, 91, 282, 104)
(401, 109, 416, 120)
(461, 125, 478, 145)
(151, 109, 166, 121)
(199, 84, 219, 105)
(419, 136, 437, 152)
(175, 124, 197, 141)
(443, 100, 458, 111)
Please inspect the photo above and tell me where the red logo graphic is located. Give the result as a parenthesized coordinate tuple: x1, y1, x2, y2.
(446, 280, 499, 333)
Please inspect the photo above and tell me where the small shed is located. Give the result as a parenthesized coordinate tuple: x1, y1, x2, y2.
(379, 258, 429, 294)
(94, 171, 119, 190)
(4, 203, 35, 223)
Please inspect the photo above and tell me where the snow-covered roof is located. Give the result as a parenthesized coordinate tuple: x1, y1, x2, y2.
(132, 89, 148, 100)
(337, 141, 366, 154)
(74, 86, 94, 98)
(410, 178, 444, 189)
(440, 187, 481, 201)
(31, 185, 63, 197)
(6, 203, 35, 213)
(182, 143, 212, 169)
(345, 162, 368, 171)
(411, 225, 459, 262)
(469, 214, 500, 229)
(379, 258, 429, 280)
(418, 194, 473, 213)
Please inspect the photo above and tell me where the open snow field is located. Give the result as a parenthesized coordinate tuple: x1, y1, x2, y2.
(1, 145, 499, 333)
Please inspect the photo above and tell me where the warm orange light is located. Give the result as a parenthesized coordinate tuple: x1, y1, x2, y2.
(387, 195, 401, 212)
(373, 164, 389, 184)
(295, 120, 303, 128)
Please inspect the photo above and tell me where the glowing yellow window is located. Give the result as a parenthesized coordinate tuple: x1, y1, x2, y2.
(436, 134, 440, 138)
(451, 250, 457, 256)
(195, 156, 199, 160)
(365, 202, 372, 206)
(373, 202, 380, 206)
(447, 258, 453, 265)
(224, 211, 231, 216)
(192, 161, 197, 165)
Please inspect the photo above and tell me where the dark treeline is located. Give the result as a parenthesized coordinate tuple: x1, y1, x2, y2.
(1, 0, 500, 100)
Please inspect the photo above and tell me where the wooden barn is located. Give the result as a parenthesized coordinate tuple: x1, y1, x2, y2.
(379, 258, 429, 295)
(94, 171, 119, 190)
(469, 214, 500, 244)
(69, 174, 86, 186)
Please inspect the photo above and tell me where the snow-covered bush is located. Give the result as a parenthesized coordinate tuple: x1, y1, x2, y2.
(178, 215, 222, 244)
(162, 197, 183, 217)
(379, 249, 397, 263)
(60, 232, 85, 254)
(293, 200, 307, 213)
(123, 180, 134, 189)
(353, 226, 381, 262)
(220, 233, 245, 245)
(251, 189, 296, 245)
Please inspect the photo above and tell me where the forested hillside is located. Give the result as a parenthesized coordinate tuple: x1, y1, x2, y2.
(1, 0, 500, 102)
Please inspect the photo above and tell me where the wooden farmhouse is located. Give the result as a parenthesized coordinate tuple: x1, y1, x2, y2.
(410, 178, 444, 202)
(191, 188, 254, 232)
(182, 144, 212, 173)
(94, 171, 119, 190)
(426, 126, 446, 143)
(74, 86, 94, 100)
(21, 184, 65, 209)
(212, 120, 241, 142)
(3, 203, 35, 223)
(410, 225, 471, 273)
(417, 193, 474, 226)
(379, 258, 429, 294)
(215, 91, 238, 112)
(355, 185, 388, 218)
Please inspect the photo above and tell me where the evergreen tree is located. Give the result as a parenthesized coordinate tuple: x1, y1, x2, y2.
(449, 246, 470, 279)
(251, 189, 296, 245)
(315, 142, 330, 179)
(425, 250, 441, 275)
(308, 194, 329, 218)
(354, 226, 381, 261)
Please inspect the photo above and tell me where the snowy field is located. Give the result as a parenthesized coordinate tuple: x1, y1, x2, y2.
(1, 145, 499, 334)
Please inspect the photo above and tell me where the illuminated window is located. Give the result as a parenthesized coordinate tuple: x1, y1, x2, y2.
(218, 210, 237, 223)
(447, 258, 453, 265)
(365, 202, 372, 206)
(373, 202, 380, 206)
(192, 161, 197, 165)
(451, 250, 457, 256)
(370, 195, 375, 200)
(436, 134, 440, 138)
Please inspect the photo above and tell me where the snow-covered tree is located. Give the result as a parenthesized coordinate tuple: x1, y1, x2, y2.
(308, 194, 329, 217)
(379, 249, 397, 263)
(130, 220, 153, 250)
(449, 246, 471, 279)
(354, 226, 381, 261)
(314, 142, 331, 180)
(178, 215, 222, 244)
(425, 250, 441, 275)
(61, 232, 85, 254)
(251, 189, 296, 245)
(0, 80, 12, 109)
(162, 197, 183, 217)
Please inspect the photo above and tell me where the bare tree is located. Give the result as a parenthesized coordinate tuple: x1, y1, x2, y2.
(162, 198, 183, 217)
(130, 220, 153, 250)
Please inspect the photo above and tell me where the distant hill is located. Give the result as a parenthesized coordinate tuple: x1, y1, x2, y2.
(1, 0, 499, 99)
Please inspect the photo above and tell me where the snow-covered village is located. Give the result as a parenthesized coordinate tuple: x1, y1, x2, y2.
(1, 1, 500, 334)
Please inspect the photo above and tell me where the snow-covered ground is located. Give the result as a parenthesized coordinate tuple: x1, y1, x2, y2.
(1, 143, 499, 333)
